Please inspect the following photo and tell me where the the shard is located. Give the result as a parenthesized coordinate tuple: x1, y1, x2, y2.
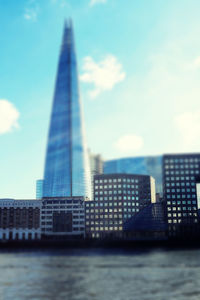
(43, 20, 91, 199)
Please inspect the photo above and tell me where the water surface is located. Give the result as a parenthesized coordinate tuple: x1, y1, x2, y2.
(0, 247, 200, 300)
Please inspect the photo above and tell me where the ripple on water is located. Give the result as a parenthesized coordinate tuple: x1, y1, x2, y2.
(0, 249, 200, 300)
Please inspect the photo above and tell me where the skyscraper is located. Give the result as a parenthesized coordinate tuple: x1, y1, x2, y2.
(43, 20, 91, 199)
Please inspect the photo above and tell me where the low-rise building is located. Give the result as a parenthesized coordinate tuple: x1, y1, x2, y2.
(41, 197, 85, 239)
(0, 199, 41, 240)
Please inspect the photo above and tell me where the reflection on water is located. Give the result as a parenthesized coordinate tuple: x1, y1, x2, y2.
(0, 248, 200, 300)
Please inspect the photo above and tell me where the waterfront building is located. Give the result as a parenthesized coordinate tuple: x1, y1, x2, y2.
(36, 179, 44, 199)
(163, 153, 200, 238)
(85, 173, 156, 239)
(41, 197, 85, 239)
(0, 199, 41, 240)
(123, 202, 167, 240)
(43, 20, 91, 199)
(37, 152, 102, 200)
(104, 156, 162, 195)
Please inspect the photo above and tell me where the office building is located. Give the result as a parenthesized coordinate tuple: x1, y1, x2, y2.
(85, 173, 156, 239)
(36, 179, 44, 199)
(43, 20, 91, 199)
(163, 153, 200, 238)
(41, 197, 85, 239)
(0, 199, 41, 240)
(104, 156, 162, 195)
(123, 202, 167, 240)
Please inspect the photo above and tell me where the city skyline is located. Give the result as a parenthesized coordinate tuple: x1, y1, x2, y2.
(1, 0, 200, 198)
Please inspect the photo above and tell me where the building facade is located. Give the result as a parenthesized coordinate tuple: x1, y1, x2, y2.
(163, 154, 200, 238)
(89, 151, 103, 178)
(88, 150, 103, 199)
(85, 174, 156, 239)
(36, 179, 44, 199)
(43, 20, 91, 199)
(123, 202, 167, 240)
(104, 156, 162, 195)
(0, 199, 41, 240)
(41, 197, 85, 239)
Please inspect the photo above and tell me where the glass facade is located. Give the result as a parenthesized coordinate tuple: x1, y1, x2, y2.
(104, 156, 162, 195)
(36, 179, 44, 199)
(43, 20, 91, 199)
(123, 202, 167, 232)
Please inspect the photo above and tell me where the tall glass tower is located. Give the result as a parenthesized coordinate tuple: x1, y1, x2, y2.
(43, 20, 91, 199)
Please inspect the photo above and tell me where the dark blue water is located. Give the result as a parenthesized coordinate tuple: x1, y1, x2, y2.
(0, 248, 200, 300)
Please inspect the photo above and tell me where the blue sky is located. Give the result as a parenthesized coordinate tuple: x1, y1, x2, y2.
(1, 0, 200, 198)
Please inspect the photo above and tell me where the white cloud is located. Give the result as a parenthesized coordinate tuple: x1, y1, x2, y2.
(90, 0, 107, 6)
(80, 55, 126, 99)
(0, 100, 20, 135)
(24, 9, 38, 21)
(174, 111, 200, 146)
(24, 1, 39, 21)
(114, 134, 144, 153)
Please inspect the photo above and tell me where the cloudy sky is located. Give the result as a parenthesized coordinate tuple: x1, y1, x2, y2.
(1, 0, 200, 198)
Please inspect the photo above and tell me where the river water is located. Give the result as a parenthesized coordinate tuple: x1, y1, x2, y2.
(0, 247, 200, 300)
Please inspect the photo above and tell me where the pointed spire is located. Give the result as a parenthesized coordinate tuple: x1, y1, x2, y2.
(64, 18, 73, 29)
(61, 18, 75, 50)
